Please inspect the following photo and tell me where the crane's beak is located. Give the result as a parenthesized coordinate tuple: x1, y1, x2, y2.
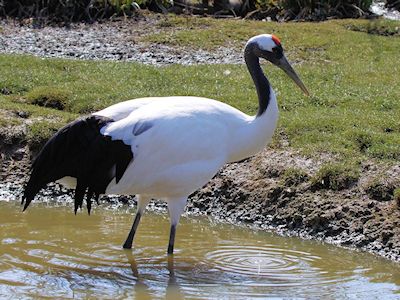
(277, 56, 309, 96)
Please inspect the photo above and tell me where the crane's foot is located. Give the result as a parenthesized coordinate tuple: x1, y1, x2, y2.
(123, 241, 133, 249)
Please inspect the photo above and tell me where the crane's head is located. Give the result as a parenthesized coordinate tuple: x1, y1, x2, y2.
(246, 34, 309, 96)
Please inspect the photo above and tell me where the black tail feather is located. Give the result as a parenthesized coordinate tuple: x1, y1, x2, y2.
(86, 188, 94, 215)
(94, 193, 100, 205)
(23, 115, 133, 213)
(74, 181, 87, 214)
(115, 140, 134, 183)
(22, 196, 31, 212)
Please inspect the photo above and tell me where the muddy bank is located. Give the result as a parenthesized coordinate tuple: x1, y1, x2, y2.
(1, 136, 399, 262)
(188, 154, 400, 262)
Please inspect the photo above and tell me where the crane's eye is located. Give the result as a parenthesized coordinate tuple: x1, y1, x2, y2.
(272, 46, 283, 59)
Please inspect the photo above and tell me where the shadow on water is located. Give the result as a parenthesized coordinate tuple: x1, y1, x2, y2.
(125, 251, 152, 299)
(123, 251, 184, 300)
(0, 200, 399, 299)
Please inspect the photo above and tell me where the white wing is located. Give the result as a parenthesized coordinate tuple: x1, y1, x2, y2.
(100, 97, 250, 198)
(94, 97, 161, 121)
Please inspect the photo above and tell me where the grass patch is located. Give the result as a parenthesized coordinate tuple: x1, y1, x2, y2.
(142, 15, 322, 51)
(0, 96, 77, 148)
(344, 19, 400, 36)
(27, 120, 66, 151)
(363, 175, 398, 201)
(24, 86, 71, 110)
(280, 168, 309, 186)
(0, 113, 22, 128)
(311, 162, 360, 191)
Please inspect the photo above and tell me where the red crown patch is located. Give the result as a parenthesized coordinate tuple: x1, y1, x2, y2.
(271, 34, 281, 46)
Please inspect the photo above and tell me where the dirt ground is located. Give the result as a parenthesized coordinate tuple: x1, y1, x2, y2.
(0, 16, 242, 65)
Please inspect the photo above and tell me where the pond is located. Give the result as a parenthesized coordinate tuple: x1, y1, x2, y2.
(0, 200, 399, 299)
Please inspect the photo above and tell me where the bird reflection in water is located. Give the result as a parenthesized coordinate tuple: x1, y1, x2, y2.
(124, 251, 184, 299)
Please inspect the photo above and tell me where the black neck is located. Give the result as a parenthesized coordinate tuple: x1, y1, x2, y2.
(244, 44, 271, 117)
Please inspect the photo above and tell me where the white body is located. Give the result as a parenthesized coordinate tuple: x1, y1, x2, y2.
(92, 95, 278, 200)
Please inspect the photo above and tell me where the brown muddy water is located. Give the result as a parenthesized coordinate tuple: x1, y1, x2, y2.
(1, 199, 400, 299)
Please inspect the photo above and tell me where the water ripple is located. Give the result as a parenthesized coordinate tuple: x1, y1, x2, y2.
(204, 245, 353, 287)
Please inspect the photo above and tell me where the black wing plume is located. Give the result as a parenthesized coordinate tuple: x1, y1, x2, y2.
(22, 115, 133, 214)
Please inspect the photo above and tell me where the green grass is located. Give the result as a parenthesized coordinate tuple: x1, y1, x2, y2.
(311, 162, 360, 190)
(344, 19, 400, 36)
(363, 175, 396, 201)
(1, 16, 399, 167)
(280, 167, 309, 186)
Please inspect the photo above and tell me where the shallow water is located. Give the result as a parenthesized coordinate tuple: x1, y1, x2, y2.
(0, 200, 399, 299)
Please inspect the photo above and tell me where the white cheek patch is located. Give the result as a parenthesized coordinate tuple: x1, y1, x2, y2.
(246, 34, 276, 52)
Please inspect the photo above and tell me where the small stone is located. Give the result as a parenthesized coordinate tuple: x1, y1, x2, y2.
(16, 111, 30, 118)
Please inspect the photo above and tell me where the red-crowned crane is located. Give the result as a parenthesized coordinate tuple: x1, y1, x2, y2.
(22, 34, 309, 255)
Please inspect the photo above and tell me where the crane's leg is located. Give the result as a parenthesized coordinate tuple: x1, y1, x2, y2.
(167, 225, 176, 255)
(123, 212, 141, 249)
(167, 197, 187, 255)
(123, 195, 151, 249)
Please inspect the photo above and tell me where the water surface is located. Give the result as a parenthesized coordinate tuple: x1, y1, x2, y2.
(1, 200, 399, 299)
